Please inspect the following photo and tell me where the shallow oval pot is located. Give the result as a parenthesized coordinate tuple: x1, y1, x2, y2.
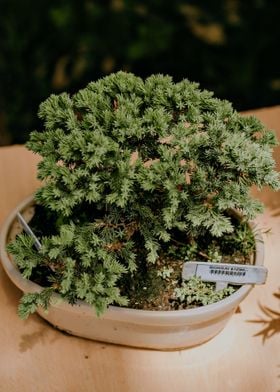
(0, 195, 264, 350)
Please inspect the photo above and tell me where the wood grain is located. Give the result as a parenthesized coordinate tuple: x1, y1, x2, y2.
(0, 108, 280, 392)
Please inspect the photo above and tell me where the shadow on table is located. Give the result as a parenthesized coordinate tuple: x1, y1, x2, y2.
(0, 265, 64, 352)
(247, 290, 280, 343)
(19, 317, 63, 352)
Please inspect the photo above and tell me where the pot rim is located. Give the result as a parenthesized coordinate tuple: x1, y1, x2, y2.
(0, 194, 265, 326)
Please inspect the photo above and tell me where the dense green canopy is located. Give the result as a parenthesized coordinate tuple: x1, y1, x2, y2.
(8, 72, 279, 317)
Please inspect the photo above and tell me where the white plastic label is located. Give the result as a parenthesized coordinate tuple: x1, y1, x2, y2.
(17, 212, 42, 250)
(182, 261, 267, 290)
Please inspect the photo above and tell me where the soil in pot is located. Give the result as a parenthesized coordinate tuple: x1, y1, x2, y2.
(14, 203, 256, 313)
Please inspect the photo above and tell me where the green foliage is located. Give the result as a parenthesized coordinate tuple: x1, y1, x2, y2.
(173, 277, 235, 307)
(7, 71, 279, 318)
(6, 234, 42, 279)
(18, 288, 54, 320)
(2, 1, 280, 145)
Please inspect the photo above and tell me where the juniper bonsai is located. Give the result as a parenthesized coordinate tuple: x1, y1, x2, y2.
(8, 71, 279, 318)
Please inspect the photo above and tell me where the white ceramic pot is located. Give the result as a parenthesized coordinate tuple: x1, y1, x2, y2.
(0, 195, 264, 350)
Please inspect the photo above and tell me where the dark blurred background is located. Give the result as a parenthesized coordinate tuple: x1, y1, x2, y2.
(0, 0, 280, 145)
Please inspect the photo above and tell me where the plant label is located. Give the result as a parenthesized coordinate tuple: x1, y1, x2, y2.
(182, 261, 268, 291)
(17, 212, 42, 250)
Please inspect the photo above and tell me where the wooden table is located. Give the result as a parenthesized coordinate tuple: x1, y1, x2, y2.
(0, 107, 280, 392)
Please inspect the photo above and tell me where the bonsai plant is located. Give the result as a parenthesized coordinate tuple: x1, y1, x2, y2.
(1, 71, 279, 349)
